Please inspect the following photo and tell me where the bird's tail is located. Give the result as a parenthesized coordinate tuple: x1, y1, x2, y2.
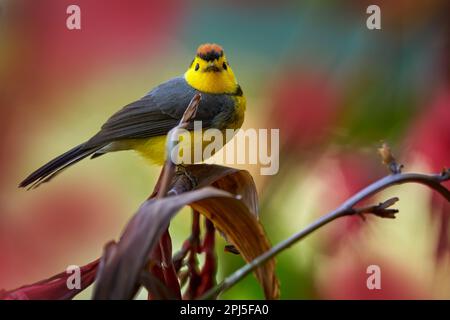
(19, 143, 101, 189)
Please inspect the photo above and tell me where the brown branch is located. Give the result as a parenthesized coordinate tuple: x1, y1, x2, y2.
(200, 167, 450, 299)
(146, 93, 201, 299)
(157, 93, 201, 198)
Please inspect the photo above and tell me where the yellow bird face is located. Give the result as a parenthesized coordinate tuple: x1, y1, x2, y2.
(184, 44, 238, 94)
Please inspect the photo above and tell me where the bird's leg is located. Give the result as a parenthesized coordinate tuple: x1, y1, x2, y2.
(175, 164, 199, 190)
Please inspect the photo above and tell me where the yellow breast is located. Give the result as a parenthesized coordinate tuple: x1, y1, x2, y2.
(130, 94, 246, 165)
(231, 94, 246, 129)
(184, 70, 237, 94)
(131, 135, 168, 165)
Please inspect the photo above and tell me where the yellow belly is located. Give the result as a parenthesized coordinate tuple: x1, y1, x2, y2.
(131, 135, 168, 165)
(129, 94, 246, 165)
(130, 131, 231, 165)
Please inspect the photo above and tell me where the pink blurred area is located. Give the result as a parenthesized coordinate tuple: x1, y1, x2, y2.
(407, 88, 450, 259)
(408, 88, 450, 174)
(315, 153, 386, 253)
(0, 0, 183, 291)
(0, 185, 119, 289)
(1, 0, 183, 177)
(269, 70, 342, 152)
(7, 0, 181, 83)
(317, 254, 428, 299)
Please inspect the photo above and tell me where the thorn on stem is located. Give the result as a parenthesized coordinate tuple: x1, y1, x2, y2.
(353, 197, 399, 219)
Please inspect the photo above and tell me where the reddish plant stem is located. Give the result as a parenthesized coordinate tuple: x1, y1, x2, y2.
(184, 210, 201, 299)
(173, 238, 191, 273)
(197, 218, 217, 296)
(159, 230, 181, 299)
(147, 246, 165, 300)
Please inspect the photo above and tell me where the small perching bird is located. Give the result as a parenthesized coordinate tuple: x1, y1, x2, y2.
(20, 43, 246, 189)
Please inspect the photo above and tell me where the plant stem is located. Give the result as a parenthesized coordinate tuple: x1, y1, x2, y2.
(200, 169, 450, 299)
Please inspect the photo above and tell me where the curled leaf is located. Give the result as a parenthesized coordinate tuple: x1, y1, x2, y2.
(93, 163, 277, 300)
(171, 164, 259, 217)
(190, 193, 279, 299)
(93, 186, 278, 299)
(1, 260, 99, 300)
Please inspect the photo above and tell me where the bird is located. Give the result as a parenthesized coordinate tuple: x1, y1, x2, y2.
(19, 43, 246, 189)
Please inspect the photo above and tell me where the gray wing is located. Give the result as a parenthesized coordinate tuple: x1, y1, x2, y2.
(86, 77, 236, 147)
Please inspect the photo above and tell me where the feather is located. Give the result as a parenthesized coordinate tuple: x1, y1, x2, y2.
(19, 144, 101, 188)
(20, 77, 239, 188)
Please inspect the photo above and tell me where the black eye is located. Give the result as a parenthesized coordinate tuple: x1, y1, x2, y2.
(222, 62, 228, 70)
(195, 63, 199, 71)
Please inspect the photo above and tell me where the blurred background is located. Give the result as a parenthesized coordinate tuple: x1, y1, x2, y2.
(0, 0, 449, 299)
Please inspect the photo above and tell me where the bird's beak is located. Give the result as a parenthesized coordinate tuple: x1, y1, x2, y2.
(205, 62, 220, 72)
